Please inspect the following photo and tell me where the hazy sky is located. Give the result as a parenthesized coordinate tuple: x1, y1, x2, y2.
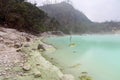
(28, 0, 120, 22)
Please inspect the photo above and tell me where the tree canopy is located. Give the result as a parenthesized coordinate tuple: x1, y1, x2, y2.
(0, 0, 59, 33)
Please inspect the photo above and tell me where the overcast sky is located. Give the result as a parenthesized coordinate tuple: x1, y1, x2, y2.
(27, 0, 120, 22)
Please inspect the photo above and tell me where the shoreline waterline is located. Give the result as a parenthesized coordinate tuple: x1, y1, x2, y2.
(22, 37, 75, 80)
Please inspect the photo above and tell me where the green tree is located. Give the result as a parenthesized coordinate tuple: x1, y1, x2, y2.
(0, 0, 59, 33)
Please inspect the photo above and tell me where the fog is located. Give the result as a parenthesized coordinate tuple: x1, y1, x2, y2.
(28, 0, 120, 22)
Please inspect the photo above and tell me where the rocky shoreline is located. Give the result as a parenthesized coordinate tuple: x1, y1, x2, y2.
(0, 26, 74, 80)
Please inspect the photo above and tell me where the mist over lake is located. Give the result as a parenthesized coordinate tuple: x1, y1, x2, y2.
(43, 35, 120, 80)
(1, 0, 120, 80)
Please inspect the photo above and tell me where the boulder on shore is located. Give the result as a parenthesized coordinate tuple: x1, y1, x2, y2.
(22, 63, 31, 71)
(60, 74, 74, 80)
(37, 44, 45, 51)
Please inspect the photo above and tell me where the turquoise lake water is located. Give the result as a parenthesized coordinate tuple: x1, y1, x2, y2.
(43, 35, 120, 80)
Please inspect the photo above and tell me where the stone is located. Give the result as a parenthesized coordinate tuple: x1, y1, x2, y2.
(22, 64, 31, 71)
(24, 44, 30, 47)
(79, 75, 92, 80)
(16, 49, 22, 52)
(36, 63, 40, 66)
(0, 73, 2, 76)
(26, 37, 30, 42)
(0, 37, 4, 42)
(14, 43, 22, 48)
(79, 72, 92, 80)
(51, 58, 54, 60)
(61, 74, 74, 80)
(32, 48, 37, 51)
(5, 67, 11, 71)
(2, 72, 6, 75)
(37, 44, 45, 51)
(34, 71, 41, 78)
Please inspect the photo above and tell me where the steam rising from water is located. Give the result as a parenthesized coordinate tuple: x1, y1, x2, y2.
(44, 35, 120, 80)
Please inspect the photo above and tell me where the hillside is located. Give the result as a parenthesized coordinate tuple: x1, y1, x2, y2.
(0, 0, 59, 34)
(1, 1, 120, 34)
(40, 2, 92, 34)
(40, 2, 120, 34)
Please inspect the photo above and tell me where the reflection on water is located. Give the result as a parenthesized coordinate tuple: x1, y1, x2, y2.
(43, 35, 120, 80)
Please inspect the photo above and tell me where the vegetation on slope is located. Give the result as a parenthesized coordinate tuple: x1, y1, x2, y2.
(0, 0, 120, 34)
(40, 2, 92, 34)
(0, 0, 59, 34)
(40, 2, 120, 34)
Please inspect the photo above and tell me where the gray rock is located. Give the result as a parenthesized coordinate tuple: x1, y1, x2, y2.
(22, 64, 31, 71)
(37, 44, 45, 51)
(79, 75, 92, 80)
(79, 72, 92, 80)
(61, 74, 74, 80)
(14, 43, 22, 48)
(16, 49, 22, 52)
(26, 37, 30, 42)
(32, 48, 37, 51)
(24, 44, 30, 47)
(0, 73, 2, 76)
(34, 71, 42, 78)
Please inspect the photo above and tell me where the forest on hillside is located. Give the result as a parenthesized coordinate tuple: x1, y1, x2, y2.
(40, 2, 120, 34)
(0, 0, 59, 34)
(1, 0, 120, 34)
